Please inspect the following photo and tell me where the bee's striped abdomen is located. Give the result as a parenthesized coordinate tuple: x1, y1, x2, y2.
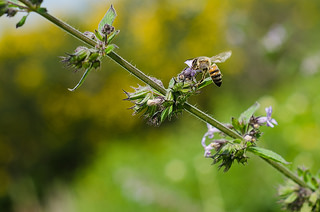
(209, 64, 222, 87)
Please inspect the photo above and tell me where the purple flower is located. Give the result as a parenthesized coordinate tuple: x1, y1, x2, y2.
(257, 106, 278, 128)
(201, 124, 220, 157)
(178, 67, 201, 81)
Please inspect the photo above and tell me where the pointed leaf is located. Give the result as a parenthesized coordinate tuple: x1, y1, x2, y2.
(300, 202, 313, 212)
(105, 44, 117, 55)
(297, 167, 304, 177)
(36, 7, 47, 13)
(284, 192, 298, 204)
(165, 90, 173, 101)
(231, 117, 241, 132)
(160, 107, 170, 123)
(16, 15, 27, 28)
(309, 192, 318, 204)
(248, 146, 290, 164)
(124, 90, 149, 101)
(107, 29, 120, 44)
(168, 77, 175, 89)
(98, 5, 117, 34)
(239, 102, 260, 124)
(168, 105, 173, 117)
(94, 29, 104, 41)
(68, 66, 92, 91)
(311, 177, 319, 189)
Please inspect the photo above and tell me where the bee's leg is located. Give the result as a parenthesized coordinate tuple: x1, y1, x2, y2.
(196, 70, 207, 87)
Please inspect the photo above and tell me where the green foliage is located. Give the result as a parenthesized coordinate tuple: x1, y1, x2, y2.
(212, 142, 249, 172)
(30, 0, 43, 6)
(15, 14, 27, 28)
(239, 102, 260, 125)
(278, 168, 320, 211)
(98, 4, 116, 35)
(68, 66, 92, 92)
(124, 69, 217, 126)
(248, 146, 289, 165)
(62, 5, 120, 91)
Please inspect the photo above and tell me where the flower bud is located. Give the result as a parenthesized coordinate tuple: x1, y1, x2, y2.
(88, 51, 100, 62)
(244, 135, 252, 142)
(84, 31, 96, 40)
(6, 8, 17, 17)
(92, 60, 101, 69)
(147, 97, 164, 106)
(101, 24, 115, 35)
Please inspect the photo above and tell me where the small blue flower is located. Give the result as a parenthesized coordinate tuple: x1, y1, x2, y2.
(257, 106, 278, 128)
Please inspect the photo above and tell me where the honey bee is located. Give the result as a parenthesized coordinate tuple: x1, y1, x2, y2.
(184, 51, 232, 87)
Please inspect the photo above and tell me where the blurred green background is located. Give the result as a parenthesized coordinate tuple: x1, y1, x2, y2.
(1, 0, 320, 211)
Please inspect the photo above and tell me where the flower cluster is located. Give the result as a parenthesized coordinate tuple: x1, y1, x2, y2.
(61, 5, 119, 91)
(124, 67, 214, 126)
(201, 123, 249, 172)
(278, 167, 320, 211)
(1, 0, 46, 28)
(123, 78, 172, 126)
(61, 46, 101, 71)
(124, 51, 229, 125)
(251, 106, 278, 128)
(201, 103, 279, 171)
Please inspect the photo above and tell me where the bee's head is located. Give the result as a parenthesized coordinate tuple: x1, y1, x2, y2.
(198, 57, 211, 71)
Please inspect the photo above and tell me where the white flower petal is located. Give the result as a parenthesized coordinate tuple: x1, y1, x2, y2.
(184, 59, 193, 68)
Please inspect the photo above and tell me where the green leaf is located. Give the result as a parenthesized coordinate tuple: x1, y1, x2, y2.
(303, 169, 312, 184)
(123, 90, 149, 101)
(301, 202, 313, 212)
(231, 117, 241, 132)
(309, 192, 318, 204)
(283, 192, 298, 204)
(16, 14, 27, 28)
(0, 0, 8, 13)
(168, 105, 173, 117)
(311, 176, 319, 189)
(278, 185, 295, 196)
(30, 0, 43, 6)
(248, 146, 290, 164)
(239, 102, 260, 124)
(68, 66, 92, 92)
(94, 29, 104, 41)
(160, 107, 170, 123)
(297, 167, 304, 177)
(107, 29, 120, 44)
(168, 78, 175, 89)
(137, 93, 152, 105)
(98, 5, 117, 35)
(165, 90, 173, 101)
(197, 77, 213, 89)
(105, 44, 117, 55)
(36, 7, 47, 13)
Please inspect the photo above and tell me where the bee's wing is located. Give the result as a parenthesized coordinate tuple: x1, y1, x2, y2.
(184, 59, 194, 68)
(210, 51, 232, 63)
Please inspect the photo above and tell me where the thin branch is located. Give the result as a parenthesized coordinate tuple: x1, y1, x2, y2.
(16, 0, 313, 191)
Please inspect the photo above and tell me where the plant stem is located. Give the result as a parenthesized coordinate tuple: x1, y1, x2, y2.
(261, 158, 312, 190)
(17, 0, 313, 190)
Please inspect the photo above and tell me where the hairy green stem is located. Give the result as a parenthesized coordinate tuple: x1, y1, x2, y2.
(261, 158, 311, 189)
(17, 0, 313, 191)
